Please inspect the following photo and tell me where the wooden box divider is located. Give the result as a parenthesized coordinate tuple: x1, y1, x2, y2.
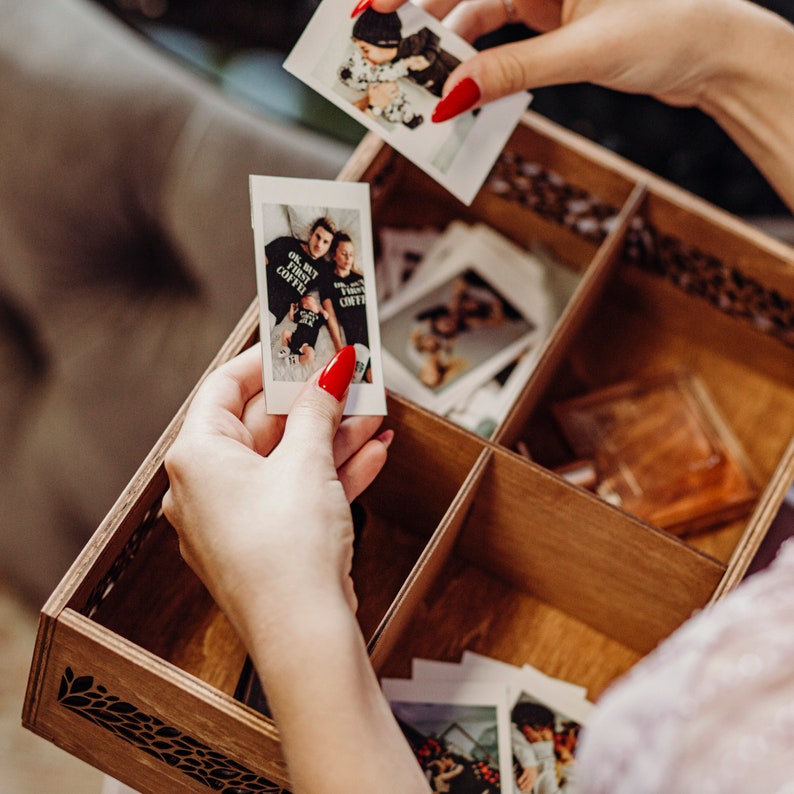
(455, 448, 725, 654)
(368, 448, 492, 671)
(494, 181, 648, 445)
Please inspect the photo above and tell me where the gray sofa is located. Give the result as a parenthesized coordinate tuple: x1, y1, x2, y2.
(0, 0, 353, 604)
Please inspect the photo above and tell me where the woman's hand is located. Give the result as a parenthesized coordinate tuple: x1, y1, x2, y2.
(163, 343, 390, 643)
(365, 0, 794, 209)
(163, 345, 428, 794)
(372, 0, 735, 113)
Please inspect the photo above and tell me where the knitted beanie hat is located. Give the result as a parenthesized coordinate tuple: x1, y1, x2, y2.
(352, 9, 402, 48)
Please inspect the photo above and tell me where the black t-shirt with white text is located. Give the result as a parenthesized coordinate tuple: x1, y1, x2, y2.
(289, 305, 327, 353)
(265, 236, 322, 322)
(320, 269, 368, 347)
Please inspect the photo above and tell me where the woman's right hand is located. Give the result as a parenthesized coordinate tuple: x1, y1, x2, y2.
(368, 0, 754, 113)
(366, 0, 794, 210)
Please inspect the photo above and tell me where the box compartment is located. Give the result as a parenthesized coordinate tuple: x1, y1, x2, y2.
(372, 445, 725, 700)
(496, 190, 794, 565)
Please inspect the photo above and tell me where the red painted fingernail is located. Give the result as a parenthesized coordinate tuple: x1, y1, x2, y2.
(318, 345, 357, 401)
(431, 77, 481, 123)
(351, 0, 373, 17)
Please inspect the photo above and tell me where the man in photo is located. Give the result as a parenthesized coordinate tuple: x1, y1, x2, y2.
(394, 15, 461, 98)
(264, 216, 335, 330)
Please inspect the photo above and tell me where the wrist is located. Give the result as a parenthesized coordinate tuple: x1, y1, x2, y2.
(233, 578, 354, 656)
(244, 592, 364, 711)
(695, 1, 794, 210)
(243, 595, 431, 793)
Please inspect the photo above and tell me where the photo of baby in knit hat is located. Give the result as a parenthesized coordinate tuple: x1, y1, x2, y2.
(337, 8, 461, 130)
(284, 0, 530, 206)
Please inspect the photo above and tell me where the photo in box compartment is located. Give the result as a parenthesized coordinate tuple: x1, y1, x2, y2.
(411, 652, 592, 794)
(382, 268, 534, 390)
(378, 219, 553, 415)
(250, 175, 386, 415)
(381, 678, 513, 793)
(380, 268, 544, 414)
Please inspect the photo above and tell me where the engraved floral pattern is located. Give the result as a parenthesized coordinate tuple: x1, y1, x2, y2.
(58, 667, 285, 793)
(81, 505, 162, 619)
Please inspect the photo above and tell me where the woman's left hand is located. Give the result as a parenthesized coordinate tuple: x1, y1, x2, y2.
(163, 345, 429, 794)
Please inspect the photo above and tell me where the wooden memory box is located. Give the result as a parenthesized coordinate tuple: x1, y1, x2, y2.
(24, 110, 794, 793)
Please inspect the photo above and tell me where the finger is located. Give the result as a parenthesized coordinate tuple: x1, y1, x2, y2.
(442, 0, 561, 41)
(443, 0, 516, 43)
(368, 0, 457, 19)
(434, 21, 605, 117)
(370, 0, 561, 29)
(478, 18, 619, 94)
(276, 346, 357, 462)
(508, 0, 563, 32)
(417, 0, 463, 20)
(337, 430, 393, 502)
(183, 343, 264, 431)
(368, 0, 411, 12)
(332, 415, 385, 469)
(240, 391, 288, 456)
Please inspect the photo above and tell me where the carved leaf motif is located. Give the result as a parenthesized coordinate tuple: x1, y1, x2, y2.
(58, 667, 286, 793)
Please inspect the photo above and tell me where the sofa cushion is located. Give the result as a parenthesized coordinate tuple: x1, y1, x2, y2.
(0, 0, 352, 602)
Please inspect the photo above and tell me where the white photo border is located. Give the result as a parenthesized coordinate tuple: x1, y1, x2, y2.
(250, 175, 386, 415)
(283, 0, 529, 206)
(409, 653, 592, 792)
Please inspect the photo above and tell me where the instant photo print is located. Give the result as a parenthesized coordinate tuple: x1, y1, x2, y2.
(378, 223, 552, 415)
(407, 652, 591, 794)
(381, 678, 514, 792)
(283, 0, 529, 205)
(250, 175, 386, 415)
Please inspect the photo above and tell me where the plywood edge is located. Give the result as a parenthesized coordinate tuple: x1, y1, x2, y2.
(712, 435, 794, 600)
(21, 612, 58, 733)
